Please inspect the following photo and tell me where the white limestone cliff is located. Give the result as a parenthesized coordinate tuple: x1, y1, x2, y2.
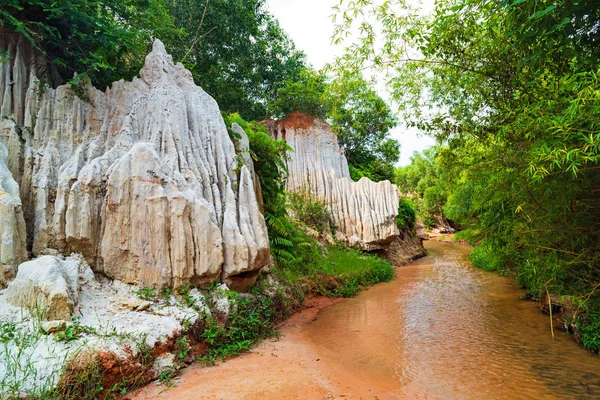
(266, 112, 400, 250)
(5, 254, 86, 321)
(0, 38, 269, 289)
(0, 143, 27, 285)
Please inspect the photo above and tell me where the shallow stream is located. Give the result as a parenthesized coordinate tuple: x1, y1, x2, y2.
(304, 239, 600, 399)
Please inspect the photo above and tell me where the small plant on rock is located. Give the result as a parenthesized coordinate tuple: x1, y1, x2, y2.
(135, 287, 157, 301)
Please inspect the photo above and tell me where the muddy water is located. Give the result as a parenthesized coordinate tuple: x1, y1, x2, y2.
(304, 239, 600, 400)
(134, 239, 600, 400)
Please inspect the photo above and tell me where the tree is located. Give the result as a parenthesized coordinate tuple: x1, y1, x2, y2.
(333, 0, 600, 351)
(1, 0, 177, 89)
(165, 0, 307, 120)
(327, 72, 399, 181)
(268, 68, 330, 119)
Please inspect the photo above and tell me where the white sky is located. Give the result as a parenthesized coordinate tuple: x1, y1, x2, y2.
(265, 0, 435, 166)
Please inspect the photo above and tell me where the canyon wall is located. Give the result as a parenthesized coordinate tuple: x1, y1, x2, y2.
(0, 38, 269, 289)
(266, 112, 400, 251)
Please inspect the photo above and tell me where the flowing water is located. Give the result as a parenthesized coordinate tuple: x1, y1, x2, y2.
(304, 239, 600, 400)
(134, 239, 600, 400)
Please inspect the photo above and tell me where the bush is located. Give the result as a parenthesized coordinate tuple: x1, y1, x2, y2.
(396, 198, 416, 231)
(453, 229, 481, 245)
(288, 185, 332, 234)
(577, 302, 600, 354)
(469, 240, 510, 275)
(199, 290, 278, 363)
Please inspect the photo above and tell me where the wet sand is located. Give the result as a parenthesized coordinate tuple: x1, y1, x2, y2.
(130, 296, 353, 400)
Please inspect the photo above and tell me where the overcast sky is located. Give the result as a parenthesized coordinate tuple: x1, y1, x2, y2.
(265, 0, 435, 166)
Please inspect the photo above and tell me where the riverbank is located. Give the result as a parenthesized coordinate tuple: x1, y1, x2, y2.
(130, 296, 346, 400)
(133, 239, 600, 400)
(0, 241, 421, 398)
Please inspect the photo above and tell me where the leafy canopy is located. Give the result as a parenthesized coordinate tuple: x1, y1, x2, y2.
(334, 0, 600, 351)
(165, 0, 307, 120)
(1, 0, 178, 88)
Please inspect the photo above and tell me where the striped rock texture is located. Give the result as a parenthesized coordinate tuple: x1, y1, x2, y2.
(0, 38, 269, 289)
(266, 112, 400, 250)
(0, 142, 27, 285)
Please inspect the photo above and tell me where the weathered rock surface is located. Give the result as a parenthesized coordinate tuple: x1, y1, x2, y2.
(266, 112, 399, 250)
(0, 143, 27, 285)
(430, 215, 457, 234)
(232, 123, 264, 212)
(380, 229, 427, 266)
(5, 254, 83, 321)
(0, 38, 269, 289)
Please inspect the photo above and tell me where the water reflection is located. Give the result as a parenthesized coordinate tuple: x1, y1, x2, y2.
(305, 240, 600, 400)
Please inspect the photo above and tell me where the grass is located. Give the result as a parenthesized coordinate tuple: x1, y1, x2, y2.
(197, 289, 279, 364)
(274, 245, 395, 298)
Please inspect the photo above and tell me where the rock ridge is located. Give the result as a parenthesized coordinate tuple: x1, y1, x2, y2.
(266, 112, 399, 250)
(0, 38, 269, 289)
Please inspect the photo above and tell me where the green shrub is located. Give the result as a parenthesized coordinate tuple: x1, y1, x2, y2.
(469, 240, 510, 275)
(288, 185, 332, 233)
(577, 302, 600, 354)
(199, 291, 278, 363)
(453, 229, 481, 245)
(396, 198, 416, 230)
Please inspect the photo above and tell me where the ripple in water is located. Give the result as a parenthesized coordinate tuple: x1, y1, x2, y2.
(305, 240, 600, 400)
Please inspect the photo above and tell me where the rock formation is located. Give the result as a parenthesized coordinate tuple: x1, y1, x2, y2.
(266, 112, 400, 251)
(0, 38, 269, 289)
(0, 143, 27, 285)
(5, 254, 86, 321)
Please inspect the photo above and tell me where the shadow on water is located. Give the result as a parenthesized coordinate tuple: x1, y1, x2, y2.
(304, 239, 600, 400)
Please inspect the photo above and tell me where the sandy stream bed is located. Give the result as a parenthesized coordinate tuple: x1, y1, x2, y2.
(130, 296, 385, 400)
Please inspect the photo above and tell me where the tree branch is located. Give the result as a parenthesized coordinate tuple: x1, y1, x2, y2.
(360, 58, 491, 77)
(180, 0, 210, 64)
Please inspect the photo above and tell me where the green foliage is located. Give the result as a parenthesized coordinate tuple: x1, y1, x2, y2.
(199, 291, 277, 363)
(453, 229, 480, 246)
(2, 0, 178, 89)
(395, 147, 448, 223)
(4, 0, 305, 119)
(175, 336, 190, 360)
(269, 68, 330, 119)
(327, 72, 399, 181)
(577, 301, 600, 353)
(160, 288, 174, 300)
(157, 365, 176, 388)
(288, 185, 333, 234)
(165, 0, 306, 120)
(0, 322, 17, 343)
(56, 326, 80, 343)
(334, 0, 600, 351)
(469, 241, 510, 275)
(221, 113, 313, 268)
(135, 287, 157, 301)
(396, 198, 416, 231)
(273, 245, 394, 298)
(322, 247, 395, 297)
